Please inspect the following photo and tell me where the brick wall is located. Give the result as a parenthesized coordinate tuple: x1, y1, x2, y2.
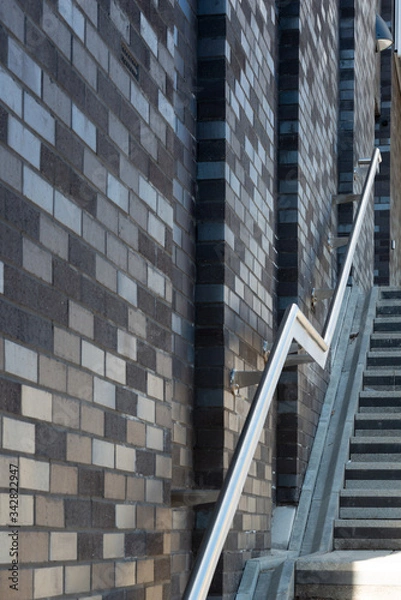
(0, 0, 196, 598)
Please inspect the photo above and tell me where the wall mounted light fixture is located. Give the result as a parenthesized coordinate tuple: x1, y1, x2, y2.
(376, 14, 393, 52)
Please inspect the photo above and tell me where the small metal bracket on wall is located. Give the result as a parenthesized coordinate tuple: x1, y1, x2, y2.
(327, 235, 349, 250)
(311, 287, 334, 309)
(332, 193, 360, 205)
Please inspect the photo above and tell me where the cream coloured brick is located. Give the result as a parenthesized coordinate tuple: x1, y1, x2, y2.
(67, 433, 91, 464)
(137, 396, 155, 423)
(5, 340, 37, 382)
(115, 503, 136, 529)
(93, 376, 115, 408)
(20, 532, 48, 563)
(50, 464, 78, 495)
(54, 327, 80, 363)
(50, 532, 77, 561)
(67, 366, 93, 402)
(3, 417, 35, 453)
(156, 352, 172, 379)
(92, 438, 114, 468)
(35, 496, 64, 527)
(34, 566, 63, 599)
(69, 300, 94, 338)
(115, 444, 135, 472)
(23, 238, 52, 282)
(146, 425, 164, 451)
(0, 492, 33, 525)
(115, 560, 136, 587)
(82, 341, 105, 375)
(127, 420, 146, 446)
(81, 404, 104, 436)
(104, 472, 125, 500)
(103, 532, 124, 558)
(106, 352, 126, 384)
(53, 395, 80, 428)
(137, 559, 154, 584)
(21, 385, 52, 422)
(20, 457, 49, 491)
(39, 355, 67, 392)
(117, 329, 137, 360)
(156, 455, 172, 479)
(147, 373, 164, 400)
(65, 565, 91, 595)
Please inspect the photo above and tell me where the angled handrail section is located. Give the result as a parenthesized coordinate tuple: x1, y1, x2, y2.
(182, 147, 382, 600)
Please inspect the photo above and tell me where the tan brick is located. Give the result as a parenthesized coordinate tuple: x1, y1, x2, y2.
(156, 507, 171, 530)
(137, 505, 155, 530)
(21, 385, 52, 421)
(19, 532, 48, 563)
(0, 567, 33, 600)
(65, 565, 91, 594)
(34, 566, 63, 598)
(67, 365, 93, 402)
(104, 472, 126, 500)
(146, 585, 163, 600)
(50, 532, 77, 561)
(20, 457, 49, 491)
(69, 300, 94, 338)
(36, 496, 64, 527)
(146, 479, 163, 504)
(126, 476, 145, 502)
(39, 355, 67, 392)
(92, 561, 115, 590)
(147, 373, 164, 400)
(54, 327, 80, 363)
(81, 404, 104, 436)
(127, 420, 146, 446)
(115, 560, 136, 587)
(67, 433, 91, 464)
(53, 395, 80, 428)
(137, 559, 154, 584)
(156, 455, 172, 479)
(103, 533, 124, 559)
(51, 464, 78, 495)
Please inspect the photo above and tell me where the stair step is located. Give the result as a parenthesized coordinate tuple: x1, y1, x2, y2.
(345, 462, 401, 482)
(350, 436, 401, 451)
(359, 391, 401, 413)
(380, 289, 401, 300)
(367, 352, 401, 368)
(354, 414, 401, 430)
(376, 302, 401, 316)
(374, 317, 401, 332)
(340, 490, 401, 518)
(334, 520, 401, 550)
(371, 333, 401, 350)
(363, 370, 401, 389)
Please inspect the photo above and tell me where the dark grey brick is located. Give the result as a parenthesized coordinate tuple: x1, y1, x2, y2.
(136, 450, 155, 476)
(65, 499, 91, 528)
(104, 412, 126, 442)
(78, 532, 103, 560)
(0, 378, 21, 415)
(35, 423, 66, 460)
(92, 501, 115, 529)
(116, 387, 137, 416)
(56, 122, 85, 170)
(69, 236, 96, 277)
(78, 468, 104, 497)
(94, 316, 117, 351)
(125, 531, 146, 557)
(0, 185, 40, 239)
(0, 298, 53, 352)
(97, 133, 119, 175)
(126, 363, 147, 393)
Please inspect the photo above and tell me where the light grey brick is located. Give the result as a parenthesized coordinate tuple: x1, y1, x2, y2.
(140, 123, 157, 159)
(106, 232, 128, 270)
(43, 2, 72, 58)
(131, 81, 150, 122)
(54, 190, 82, 235)
(118, 214, 138, 250)
(39, 355, 67, 392)
(149, 106, 167, 144)
(58, 0, 85, 42)
(0, 66, 22, 117)
(117, 272, 137, 305)
(109, 114, 129, 156)
(69, 300, 94, 339)
(128, 308, 146, 338)
(97, 196, 119, 234)
(24, 166, 53, 214)
(54, 327, 80, 363)
(40, 214, 69, 259)
(95, 255, 117, 292)
(120, 156, 138, 193)
(43, 74, 71, 126)
(148, 213, 165, 246)
(23, 238, 53, 283)
(53, 395, 80, 428)
(109, 54, 130, 100)
(157, 195, 174, 227)
(67, 365, 93, 402)
(24, 92, 55, 144)
(158, 90, 174, 124)
(3, 417, 35, 454)
(83, 148, 107, 194)
(92, 438, 114, 468)
(82, 341, 105, 376)
(117, 329, 137, 361)
(5, 340, 37, 382)
(110, 0, 129, 40)
(82, 213, 106, 253)
(0, 145, 22, 192)
(86, 22, 109, 71)
(8, 116, 41, 169)
(138, 176, 157, 211)
(21, 385, 52, 422)
(0, 0, 24, 41)
(107, 173, 129, 213)
(72, 104, 96, 151)
(129, 194, 148, 230)
(93, 376, 115, 408)
(76, 0, 97, 25)
(128, 251, 146, 284)
(105, 352, 126, 384)
(72, 38, 97, 90)
(147, 266, 165, 298)
(140, 13, 158, 56)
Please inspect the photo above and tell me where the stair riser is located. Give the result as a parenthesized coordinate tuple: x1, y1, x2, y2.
(296, 584, 401, 600)
(340, 508, 401, 518)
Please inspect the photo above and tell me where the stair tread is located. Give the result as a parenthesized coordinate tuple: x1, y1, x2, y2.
(346, 461, 401, 469)
(341, 489, 401, 497)
(335, 519, 401, 527)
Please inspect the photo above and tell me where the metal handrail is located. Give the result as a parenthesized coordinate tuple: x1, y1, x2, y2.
(183, 147, 382, 600)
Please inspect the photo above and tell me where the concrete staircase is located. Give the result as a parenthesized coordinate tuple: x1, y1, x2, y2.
(296, 288, 401, 599)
